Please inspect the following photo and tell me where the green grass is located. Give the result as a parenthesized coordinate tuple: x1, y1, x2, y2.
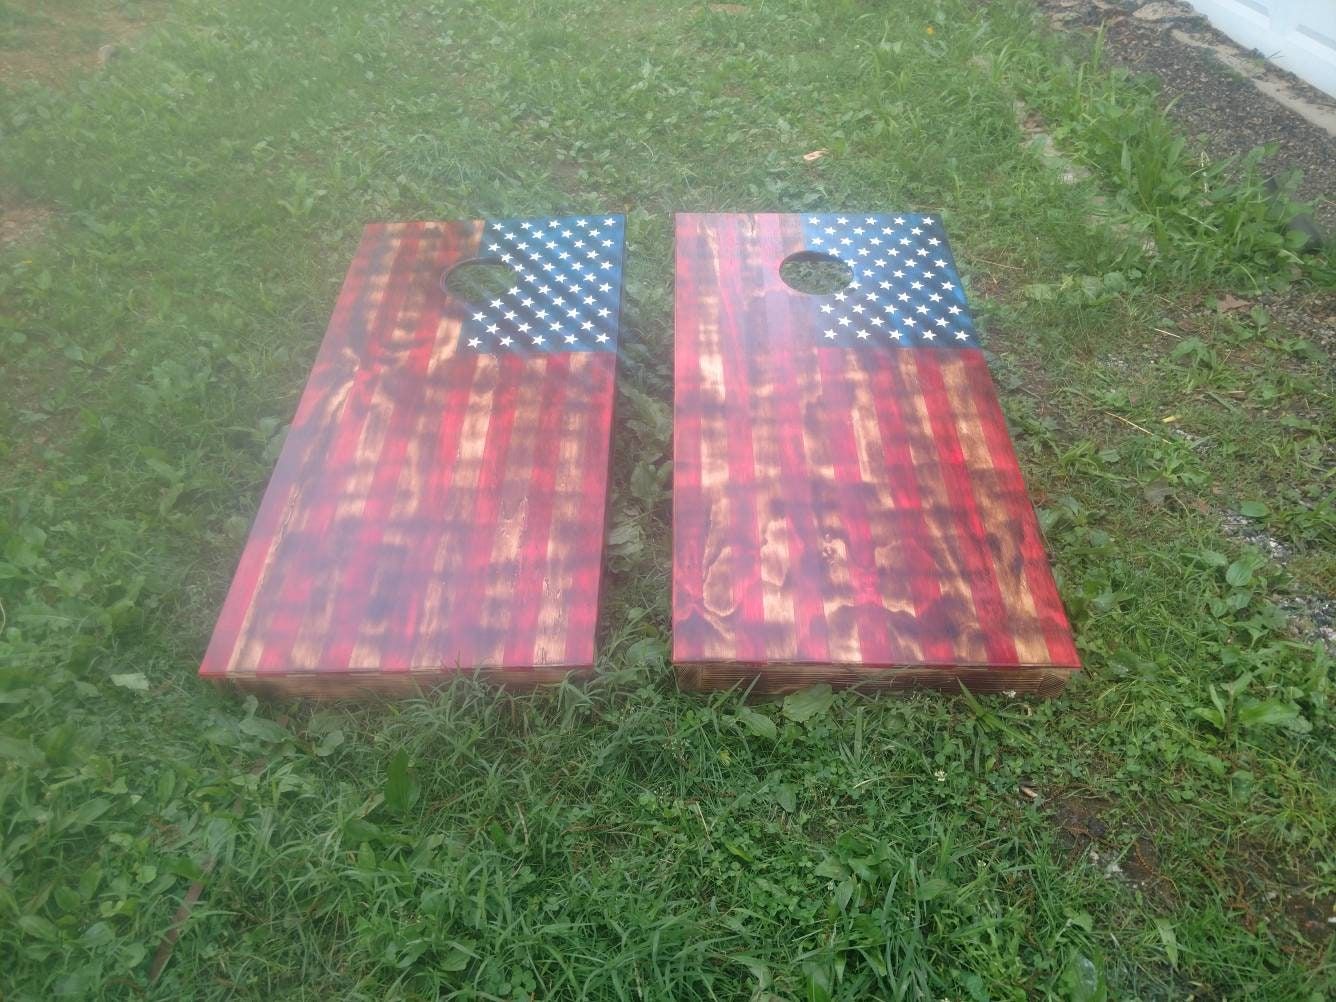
(1, 0, 1333, 998)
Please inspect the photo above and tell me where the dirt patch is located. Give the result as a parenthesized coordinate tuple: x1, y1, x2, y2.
(0, 203, 52, 245)
(0, 1, 158, 88)
(1040, 0, 1336, 231)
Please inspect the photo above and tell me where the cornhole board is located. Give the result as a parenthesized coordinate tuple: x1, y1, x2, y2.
(200, 215, 625, 697)
(672, 212, 1080, 695)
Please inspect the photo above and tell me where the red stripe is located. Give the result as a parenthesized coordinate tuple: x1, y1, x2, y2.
(563, 356, 616, 665)
(200, 225, 384, 675)
(445, 352, 530, 667)
(255, 224, 425, 673)
(753, 215, 830, 663)
(814, 348, 896, 662)
(712, 218, 765, 662)
(911, 352, 1020, 664)
(866, 356, 954, 663)
(502, 354, 573, 666)
(318, 227, 461, 670)
(671, 216, 711, 661)
(961, 351, 1080, 666)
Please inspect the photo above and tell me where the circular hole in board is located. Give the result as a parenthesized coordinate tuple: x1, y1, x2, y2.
(778, 251, 854, 295)
(442, 259, 517, 302)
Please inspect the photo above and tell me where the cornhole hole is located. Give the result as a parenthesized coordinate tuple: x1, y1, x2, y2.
(672, 213, 1080, 695)
(200, 215, 625, 697)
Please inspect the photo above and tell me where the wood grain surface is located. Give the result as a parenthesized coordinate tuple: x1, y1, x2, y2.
(199, 219, 622, 696)
(672, 212, 1080, 694)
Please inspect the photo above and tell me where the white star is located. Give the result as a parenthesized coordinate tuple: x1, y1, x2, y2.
(504, 311, 517, 321)
(869, 237, 882, 246)
(486, 324, 499, 334)
(865, 217, 877, 224)
(948, 305, 961, 315)
(856, 329, 870, 339)
(941, 281, 955, 291)
(499, 336, 514, 347)
(597, 307, 610, 317)
(548, 220, 560, 228)
(853, 227, 865, 235)
(581, 320, 594, 331)
(472, 312, 486, 321)
(911, 227, 923, 236)
(499, 253, 513, 264)
(811, 236, 823, 246)
(934, 258, 947, 268)
(852, 304, 865, 314)
(911, 281, 923, 290)
(865, 292, 878, 301)
(537, 285, 551, 295)
(903, 317, 916, 327)
(836, 216, 848, 224)
(929, 293, 942, 303)
(603, 218, 616, 226)
(954, 330, 969, 341)
(595, 332, 610, 343)
(834, 292, 847, 302)
(517, 322, 531, 333)
(837, 316, 851, 327)
(923, 216, 935, 225)
(935, 317, 948, 327)
(534, 309, 548, 319)
(549, 322, 562, 332)
(598, 283, 611, 293)
(808, 216, 820, 224)
(583, 296, 596, 305)
(467, 337, 481, 348)
(922, 330, 936, 341)
(820, 304, 834, 314)
(915, 305, 929, 315)
(871, 316, 885, 326)
(893, 216, 905, 225)
(564, 334, 578, 344)
(531, 334, 546, 345)
(520, 221, 532, 230)
(600, 260, 613, 270)
(576, 218, 588, 227)
(897, 293, 910, 302)
(824, 329, 838, 339)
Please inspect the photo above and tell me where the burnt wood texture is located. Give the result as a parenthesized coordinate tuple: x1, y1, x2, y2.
(672, 213, 1080, 694)
(200, 217, 624, 697)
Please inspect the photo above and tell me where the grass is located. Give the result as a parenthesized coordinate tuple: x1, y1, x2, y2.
(1, 0, 1333, 998)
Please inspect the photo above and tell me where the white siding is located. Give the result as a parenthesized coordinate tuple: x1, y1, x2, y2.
(1187, 0, 1336, 97)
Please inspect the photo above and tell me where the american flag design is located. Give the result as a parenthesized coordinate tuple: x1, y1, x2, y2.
(799, 213, 976, 347)
(200, 217, 623, 697)
(462, 216, 624, 352)
(672, 213, 1080, 695)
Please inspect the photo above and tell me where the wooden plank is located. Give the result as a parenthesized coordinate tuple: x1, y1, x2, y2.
(672, 212, 1080, 693)
(200, 215, 625, 696)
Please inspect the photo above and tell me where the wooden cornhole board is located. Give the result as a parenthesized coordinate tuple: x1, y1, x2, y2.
(200, 215, 625, 697)
(672, 213, 1080, 695)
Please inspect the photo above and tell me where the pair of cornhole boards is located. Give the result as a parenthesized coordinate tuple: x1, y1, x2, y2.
(199, 212, 1080, 699)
